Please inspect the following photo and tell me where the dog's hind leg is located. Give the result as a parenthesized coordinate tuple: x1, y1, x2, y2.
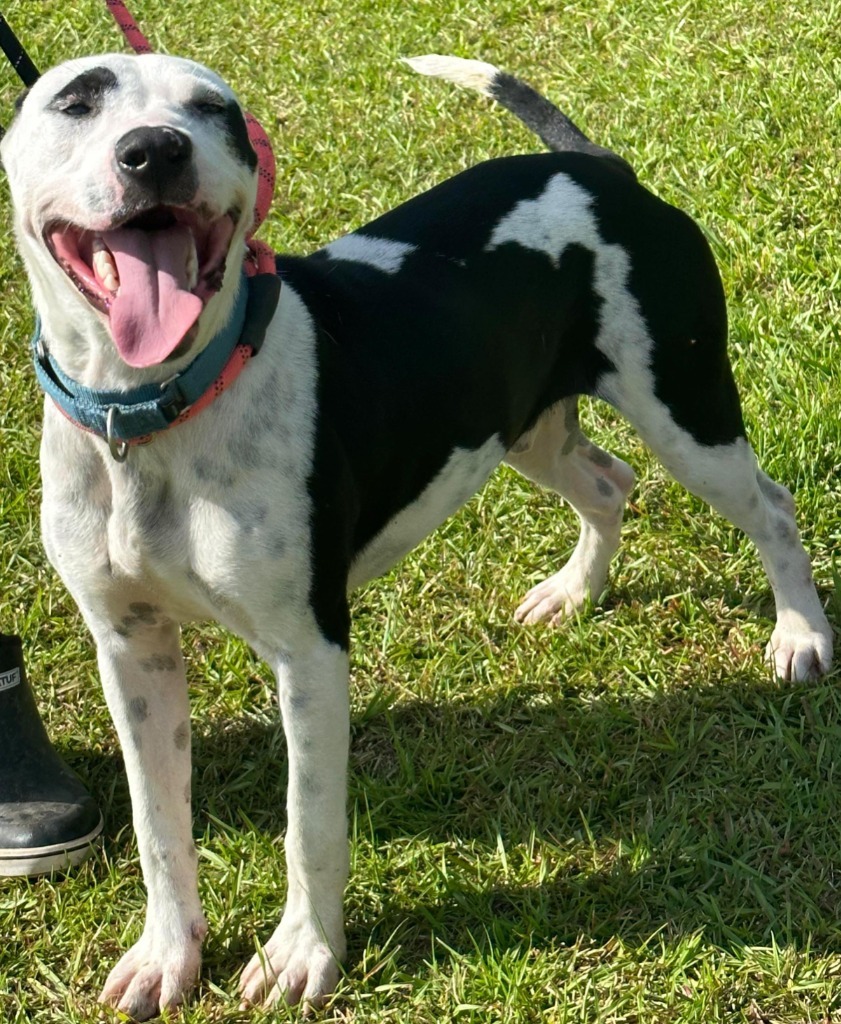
(635, 422, 830, 680)
(601, 351, 833, 681)
(506, 397, 636, 623)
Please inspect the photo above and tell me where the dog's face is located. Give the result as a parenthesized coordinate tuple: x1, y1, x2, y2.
(1, 53, 258, 368)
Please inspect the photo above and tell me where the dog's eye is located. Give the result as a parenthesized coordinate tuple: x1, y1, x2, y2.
(59, 100, 92, 117)
(192, 98, 226, 116)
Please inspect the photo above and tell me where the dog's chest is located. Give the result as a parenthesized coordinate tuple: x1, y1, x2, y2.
(100, 466, 307, 641)
(41, 379, 316, 643)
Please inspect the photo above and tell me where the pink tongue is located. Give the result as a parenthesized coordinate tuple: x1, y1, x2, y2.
(103, 224, 203, 368)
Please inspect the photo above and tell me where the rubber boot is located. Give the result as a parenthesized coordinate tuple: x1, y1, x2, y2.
(0, 633, 103, 876)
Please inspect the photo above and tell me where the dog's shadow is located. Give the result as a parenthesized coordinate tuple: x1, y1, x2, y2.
(68, 665, 841, 982)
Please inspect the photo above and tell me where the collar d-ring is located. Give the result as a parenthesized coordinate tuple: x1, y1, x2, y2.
(106, 406, 129, 462)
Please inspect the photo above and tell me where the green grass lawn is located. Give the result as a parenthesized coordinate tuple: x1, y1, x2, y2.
(2, 0, 841, 1020)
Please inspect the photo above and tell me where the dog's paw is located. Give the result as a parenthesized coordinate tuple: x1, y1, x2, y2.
(515, 568, 592, 625)
(239, 917, 343, 1011)
(98, 926, 204, 1021)
(766, 626, 833, 681)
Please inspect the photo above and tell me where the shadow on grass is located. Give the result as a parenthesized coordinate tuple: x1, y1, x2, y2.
(61, 667, 841, 978)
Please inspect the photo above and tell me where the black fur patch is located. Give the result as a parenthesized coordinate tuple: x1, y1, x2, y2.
(188, 88, 257, 170)
(49, 66, 117, 117)
(276, 152, 744, 646)
(221, 100, 258, 170)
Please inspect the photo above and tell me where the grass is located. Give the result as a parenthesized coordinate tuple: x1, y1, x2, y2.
(1, 0, 841, 1020)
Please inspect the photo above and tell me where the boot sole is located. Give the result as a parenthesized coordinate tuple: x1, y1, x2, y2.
(0, 815, 104, 876)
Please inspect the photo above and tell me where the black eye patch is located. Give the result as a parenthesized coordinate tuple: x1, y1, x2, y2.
(188, 89, 257, 171)
(189, 89, 228, 116)
(48, 65, 118, 117)
(220, 100, 257, 170)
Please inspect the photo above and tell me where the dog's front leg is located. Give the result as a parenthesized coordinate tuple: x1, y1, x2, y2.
(240, 636, 350, 1010)
(93, 618, 204, 1021)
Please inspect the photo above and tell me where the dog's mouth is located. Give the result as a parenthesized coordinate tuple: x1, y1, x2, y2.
(45, 206, 237, 368)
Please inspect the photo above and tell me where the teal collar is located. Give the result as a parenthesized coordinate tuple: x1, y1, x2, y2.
(32, 271, 281, 460)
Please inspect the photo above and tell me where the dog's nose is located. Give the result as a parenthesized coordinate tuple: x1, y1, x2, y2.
(114, 126, 193, 189)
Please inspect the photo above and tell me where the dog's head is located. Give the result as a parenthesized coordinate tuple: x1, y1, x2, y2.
(1, 53, 259, 372)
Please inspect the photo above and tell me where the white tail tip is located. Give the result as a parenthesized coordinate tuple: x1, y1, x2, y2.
(402, 54, 500, 98)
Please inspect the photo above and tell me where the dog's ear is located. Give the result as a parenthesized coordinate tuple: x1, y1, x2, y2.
(14, 86, 31, 112)
(0, 88, 31, 147)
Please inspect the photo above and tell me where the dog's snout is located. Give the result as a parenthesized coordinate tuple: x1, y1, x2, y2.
(115, 126, 193, 188)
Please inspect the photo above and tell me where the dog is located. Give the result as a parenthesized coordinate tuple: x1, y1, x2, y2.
(1, 49, 833, 1017)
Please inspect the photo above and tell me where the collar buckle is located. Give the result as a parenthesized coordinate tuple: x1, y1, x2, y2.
(106, 406, 129, 463)
(158, 374, 192, 423)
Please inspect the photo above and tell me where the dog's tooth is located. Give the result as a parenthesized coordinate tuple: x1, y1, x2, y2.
(186, 239, 198, 289)
(92, 245, 120, 293)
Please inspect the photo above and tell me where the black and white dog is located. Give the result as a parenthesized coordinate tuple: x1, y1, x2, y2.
(1, 50, 832, 1017)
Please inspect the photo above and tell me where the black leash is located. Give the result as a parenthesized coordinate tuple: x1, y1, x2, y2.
(0, 12, 40, 86)
(0, 10, 40, 137)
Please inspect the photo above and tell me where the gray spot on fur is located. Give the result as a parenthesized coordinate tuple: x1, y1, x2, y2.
(135, 483, 181, 552)
(757, 472, 790, 507)
(596, 476, 614, 497)
(193, 456, 236, 489)
(129, 696, 149, 722)
(227, 434, 263, 470)
(140, 654, 177, 672)
(776, 521, 797, 543)
(133, 602, 156, 620)
(586, 445, 613, 469)
(131, 730, 142, 749)
(119, 602, 161, 636)
(268, 532, 287, 558)
(184, 782, 192, 804)
(174, 721, 190, 750)
(232, 500, 269, 533)
(130, 603, 158, 623)
(254, 369, 280, 405)
(300, 772, 321, 796)
(288, 691, 311, 712)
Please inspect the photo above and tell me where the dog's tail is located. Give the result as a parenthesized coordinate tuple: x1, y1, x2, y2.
(403, 54, 635, 179)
